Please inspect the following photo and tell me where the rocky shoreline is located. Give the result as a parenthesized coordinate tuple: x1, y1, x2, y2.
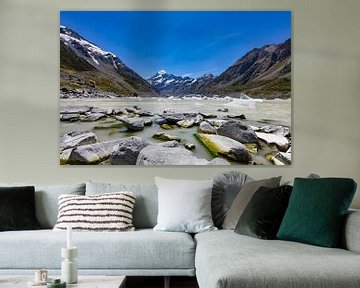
(60, 105, 291, 165)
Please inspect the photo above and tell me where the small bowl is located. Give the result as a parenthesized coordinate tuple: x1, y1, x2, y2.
(47, 279, 66, 288)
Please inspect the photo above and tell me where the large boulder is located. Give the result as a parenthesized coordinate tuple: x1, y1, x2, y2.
(199, 112, 217, 119)
(199, 121, 217, 134)
(60, 149, 72, 165)
(79, 112, 107, 122)
(112, 108, 124, 115)
(279, 151, 291, 165)
(125, 107, 139, 114)
(68, 140, 121, 164)
(227, 114, 246, 120)
(60, 114, 79, 122)
(217, 120, 258, 144)
(196, 133, 252, 163)
(59, 131, 97, 151)
(260, 125, 291, 137)
(194, 114, 204, 125)
(177, 119, 195, 128)
(111, 137, 151, 165)
(143, 118, 154, 127)
(256, 132, 290, 152)
(206, 119, 228, 128)
(138, 111, 154, 117)
(121, 118, 145, 131)
(91, 107, 114, 115)
(161, 113, 197, 124)
(155, 118, 168, 125)
(136, 142, 225, 165)
(60, 106, 91, 114)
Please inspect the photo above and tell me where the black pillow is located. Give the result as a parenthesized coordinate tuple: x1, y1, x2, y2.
(234, 185, 292, 239)
(0, 186, 41, 231)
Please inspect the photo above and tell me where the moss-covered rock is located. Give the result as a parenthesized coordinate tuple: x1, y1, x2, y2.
(94, 123, 124, 130)
(152, 133, 181, 142)
(195, 133, 251, 163)
(160, 124, 173, 130)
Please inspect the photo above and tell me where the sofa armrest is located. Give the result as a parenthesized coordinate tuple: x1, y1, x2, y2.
(342, 209, 360, 253)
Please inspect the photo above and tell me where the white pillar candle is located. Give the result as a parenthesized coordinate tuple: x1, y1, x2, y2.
(67, 225, 72, 249)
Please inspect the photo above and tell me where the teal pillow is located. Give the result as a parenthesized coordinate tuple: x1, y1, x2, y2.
(277, 178, 357, 247)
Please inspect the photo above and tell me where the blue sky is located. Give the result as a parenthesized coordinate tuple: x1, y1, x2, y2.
(60, 11, 291, 79)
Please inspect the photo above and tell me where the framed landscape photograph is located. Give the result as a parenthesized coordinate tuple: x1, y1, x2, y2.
(59, 11, 291, 166)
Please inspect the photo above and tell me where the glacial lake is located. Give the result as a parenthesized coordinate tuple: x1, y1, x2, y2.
(60, 97, 291, 165)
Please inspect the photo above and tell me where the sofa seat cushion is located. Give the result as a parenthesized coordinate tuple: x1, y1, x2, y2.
(195, 230, 360, 288)
(0, 229, 195, 270)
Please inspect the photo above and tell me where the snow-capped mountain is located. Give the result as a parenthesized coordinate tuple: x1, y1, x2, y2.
(60, 26, 158, 97)
(147, 70, 214, 96)
(148, 39, 290, 98)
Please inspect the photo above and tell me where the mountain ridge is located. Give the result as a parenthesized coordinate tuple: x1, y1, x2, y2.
(147, 38, 291, 98)
(60, 26, 158, 97)
(60, 26, 290, 99)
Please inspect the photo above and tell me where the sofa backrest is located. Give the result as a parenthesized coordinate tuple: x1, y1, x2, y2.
(86, 181, 158, 229)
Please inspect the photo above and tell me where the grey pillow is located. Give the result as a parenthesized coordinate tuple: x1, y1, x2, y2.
(86, 181, 158, 229)
(0, 183, 86, 228)
(154, 177, 217, 233)
(212, 171, 253, 228)
(222, 177, 281, 230)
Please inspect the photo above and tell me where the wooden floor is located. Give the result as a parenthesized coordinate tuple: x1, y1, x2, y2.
(126, 276, 199, 288)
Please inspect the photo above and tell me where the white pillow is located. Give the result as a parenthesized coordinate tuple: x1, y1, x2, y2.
(154, 177, 217, 233)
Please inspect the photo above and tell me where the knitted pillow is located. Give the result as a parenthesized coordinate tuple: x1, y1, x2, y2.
(53, 192, 135, 231)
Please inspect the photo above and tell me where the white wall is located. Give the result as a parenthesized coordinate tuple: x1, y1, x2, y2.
(0, 0, 359, 208)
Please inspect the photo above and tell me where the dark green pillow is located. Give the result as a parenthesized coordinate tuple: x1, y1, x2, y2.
(0, 186, 41, 231)
(235, 185, 292, 239)
(277, 178, 357, 247)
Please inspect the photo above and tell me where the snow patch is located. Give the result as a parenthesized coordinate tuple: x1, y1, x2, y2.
(89, 54, 99, 65)
(60, 32, 117, 59)
(165, 79, 175, 84)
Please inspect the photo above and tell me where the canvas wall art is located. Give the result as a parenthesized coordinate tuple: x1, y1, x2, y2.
(59, 11, 291, 166)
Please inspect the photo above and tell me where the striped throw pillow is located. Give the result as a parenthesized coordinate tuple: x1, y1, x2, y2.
(53, 192, 136, 231)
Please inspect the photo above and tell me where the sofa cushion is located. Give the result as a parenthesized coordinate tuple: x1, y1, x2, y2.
(212, 171, 252, 228)
(0, 183, 86, 229)
(86, 182, 158, 229)
(195, 230, 360, 288)
(222, 177, 281, 230)
(53, 192, 136, 232)
(234, 185, 292, 239)
(154, 177, 216, 233)
(0, 229, 195, 271)
(0, 186, 40, 231)
(277, 178, 357, 247)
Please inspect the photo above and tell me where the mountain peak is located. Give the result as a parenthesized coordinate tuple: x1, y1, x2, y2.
(158, 69, 167, 75)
